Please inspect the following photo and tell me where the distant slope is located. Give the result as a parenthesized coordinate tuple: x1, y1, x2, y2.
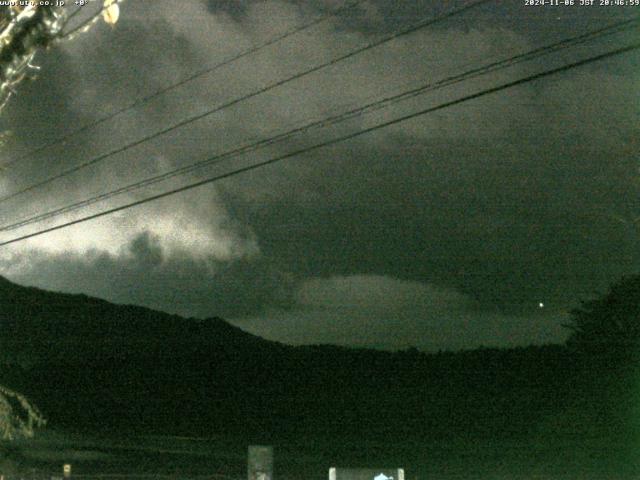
(0, 275, 635, 459)
(0, 275, 270, 363)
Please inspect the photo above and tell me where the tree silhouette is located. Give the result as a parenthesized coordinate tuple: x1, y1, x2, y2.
(0, 2, 121, 112)
(564, 275, 640, 356)
(0, 384, 45, 441)
(0, 2, 122, 444)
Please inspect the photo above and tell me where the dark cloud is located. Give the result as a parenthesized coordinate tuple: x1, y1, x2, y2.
(129, 231, 164, 268)
(0, 1, 637, 350)
(221, 126, 638, 313)
(4, 230, 295, 319)
(206, 0, 254, 19)
(232, 274, 567, 351)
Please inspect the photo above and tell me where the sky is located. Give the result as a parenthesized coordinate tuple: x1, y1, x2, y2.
(0, 0, 637, 351)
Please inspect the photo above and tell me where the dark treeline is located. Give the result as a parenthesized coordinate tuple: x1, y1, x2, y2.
(9, 344, 635, 442)
(0, 275, 637, 448)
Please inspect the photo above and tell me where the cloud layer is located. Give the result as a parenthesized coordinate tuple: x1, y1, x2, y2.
(0, 0, 636, 350)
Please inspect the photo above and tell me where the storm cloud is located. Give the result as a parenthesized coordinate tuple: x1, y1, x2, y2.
(0, 0, 636, 350)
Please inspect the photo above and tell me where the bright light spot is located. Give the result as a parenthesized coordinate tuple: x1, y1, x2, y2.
(538, 302, 544, 308)
(103, 0, 120, 25)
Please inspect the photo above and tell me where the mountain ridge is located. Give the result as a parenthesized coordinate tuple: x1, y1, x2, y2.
(0, 274, 634, 456)
(0, 275, 272, 363)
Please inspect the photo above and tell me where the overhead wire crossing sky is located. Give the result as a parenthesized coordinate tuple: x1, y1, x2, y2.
(1, 40, 637, 247)
(0, 0, 494, 205)
(0, 17, 636, 234)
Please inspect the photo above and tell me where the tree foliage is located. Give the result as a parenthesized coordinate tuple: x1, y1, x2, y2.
(565, 274, 640, 355)
(0, 384, 45, 441)
(0, 2, 121, 112)
(0, 5, 66, 111)
(0, 2, 123, 445)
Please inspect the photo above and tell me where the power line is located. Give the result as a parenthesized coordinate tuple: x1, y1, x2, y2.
(61, 5, 83, 26)
(0, 0, 493, 204)
(1, 18, 635, 232)
(1, 42, 637, 248)
(1, 0, 364, 169)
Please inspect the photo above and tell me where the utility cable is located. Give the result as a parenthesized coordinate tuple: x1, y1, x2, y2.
(1, 0, 364, 169)
(0, 0, 493, 204)
(1, 41, 636, 247)
(1, 18, 635, 232)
